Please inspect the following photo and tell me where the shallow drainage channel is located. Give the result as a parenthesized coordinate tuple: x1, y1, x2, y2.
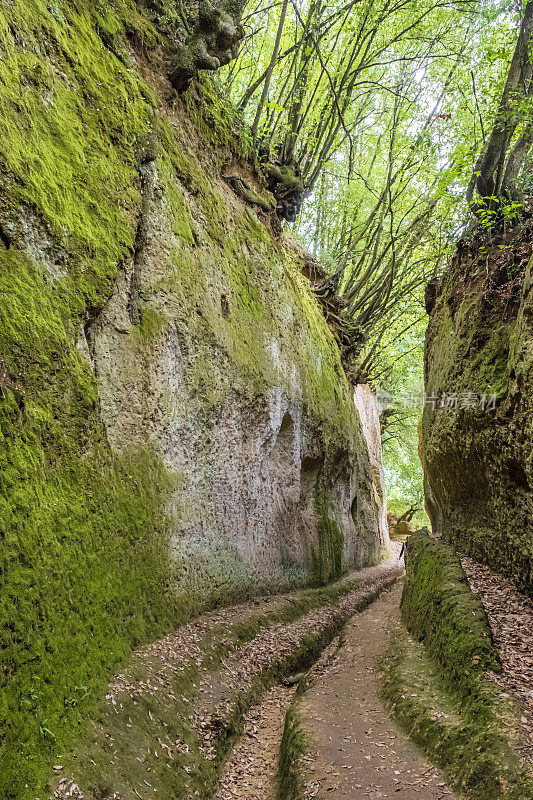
(202, 568, 403, 799)
(213, 684, 297, 800)
(209, 632, 345, 799)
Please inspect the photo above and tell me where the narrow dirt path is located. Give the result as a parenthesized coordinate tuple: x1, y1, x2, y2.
(299, 583, 457, 799)
(193, 560, 402, 757)
(107, 558, 401, 709)
(213, 685, 296, 800)
(52, 556, 402, 800)
(205, 562, 402, 800)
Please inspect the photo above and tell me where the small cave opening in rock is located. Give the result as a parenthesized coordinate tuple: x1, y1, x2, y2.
(269, 412, 297, 485)
(350, 494, 358, 523)
(506, 458, 529, 491)
(299, 455, 324, 505)
(273, 411, 294, 446)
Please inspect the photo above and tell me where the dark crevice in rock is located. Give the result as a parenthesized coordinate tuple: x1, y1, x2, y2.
(220, 294, 230, 319)
(446, 293, 459, 319)
(300, 455, 324, 504)
(128, 159, 157, 325)
(424, 275, 440, 314)
(350, 495, 358, 523)
(300, 455, 324, 473)
(0, 222, 11, 250)
(330, 450, 351, 484)
(507, 458, 529, 491)
(83, 317, 97, 364)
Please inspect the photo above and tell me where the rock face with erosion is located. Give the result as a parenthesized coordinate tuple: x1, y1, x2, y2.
(0, 8, 390, 790)
(422, 228, 533, 595)
(354, 384, 389, 548)
(86, 122, 388, 598)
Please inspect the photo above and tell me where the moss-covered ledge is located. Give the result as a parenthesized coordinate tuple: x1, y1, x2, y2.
(401, 531, 501, 689)
(383, 531, 533, 800)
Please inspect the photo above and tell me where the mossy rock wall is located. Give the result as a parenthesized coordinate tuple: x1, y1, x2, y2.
(0, 2, 385, 795)
(395, 531, 533, 800)
(422, 237, 533, 595)
(401, 531, 501, 692)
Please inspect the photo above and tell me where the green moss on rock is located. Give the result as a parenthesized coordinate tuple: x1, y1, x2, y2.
(0, 3, 373, 797)
(0, 0, 159, 312)
(422, 244, 533, 595)
(310, 486, 344, 586)
(276, 707, 308, 800)
(383, 630, 533, 800)
(0, 250, 180, 799)
(401, 531, 501, 693)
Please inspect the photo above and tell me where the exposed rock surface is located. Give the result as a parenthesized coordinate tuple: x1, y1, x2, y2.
(354, 384, 389, 548)
(88, 104, 387, 596)
(422, 226, 533, 595)
(1, 1, 387, 610)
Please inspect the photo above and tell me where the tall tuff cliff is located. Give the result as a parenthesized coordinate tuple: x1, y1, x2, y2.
(422, 223, 533, 597)
(354, 384, 389, 546)
(0, 2, 387, 794)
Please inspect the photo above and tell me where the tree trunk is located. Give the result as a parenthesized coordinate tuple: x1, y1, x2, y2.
(251, 0, 290, 139)
(466, 2, 533, 213)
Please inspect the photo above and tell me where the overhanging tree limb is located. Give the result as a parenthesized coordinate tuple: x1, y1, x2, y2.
(251, 0, 290, 137)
